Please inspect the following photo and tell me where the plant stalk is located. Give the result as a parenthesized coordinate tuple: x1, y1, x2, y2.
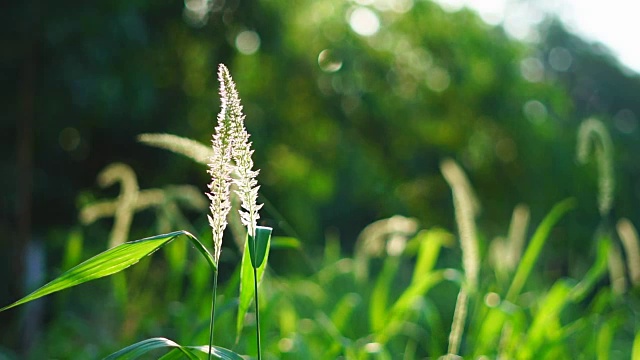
(208, 269, 218, 360)
(253, 266, 262, 360)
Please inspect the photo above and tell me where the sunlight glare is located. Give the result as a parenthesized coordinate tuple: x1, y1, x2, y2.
(348, 7, 381, 36)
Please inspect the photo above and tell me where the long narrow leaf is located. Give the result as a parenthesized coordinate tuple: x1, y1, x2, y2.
(104, 337, 199, 360)
(0, 231, 215, 312)
(104, 337, 244, 360)
(370, 256, 401, 332)
(569, 236, 610, 302)
(236, 232, 271, 341)
(187, 345, 245, 360)
(506, 198, 575, 301)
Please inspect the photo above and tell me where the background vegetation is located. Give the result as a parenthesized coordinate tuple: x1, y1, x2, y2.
(1, 0, 639, 358)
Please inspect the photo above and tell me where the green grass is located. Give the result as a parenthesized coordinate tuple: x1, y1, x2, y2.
(1, 81, 639, 360)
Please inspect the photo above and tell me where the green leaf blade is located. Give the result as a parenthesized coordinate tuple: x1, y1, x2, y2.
(506, 198, 575, 301)
(248, 226, 273, 268)
(104, 337, 199, 360)
(187, 345, 245, 360)
(104, 337, 243, 360)
(1, 230, 214, 312)
(236, 228, 272, 341)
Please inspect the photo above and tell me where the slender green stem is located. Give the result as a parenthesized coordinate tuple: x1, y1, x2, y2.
(208, 269, 218, 360)
(253, 266, 262, 360)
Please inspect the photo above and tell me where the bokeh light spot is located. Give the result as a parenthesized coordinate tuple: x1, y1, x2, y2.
(318, 49, 343, 73)
(614, 109, 637, 134)
(278, 338, 294, 352)
(548, 47, 572, 72)
(520, 57, 544, 82)
(373, 0, 414, 13)
(183, 0, 211, 27)
(349, 7, 380, 36)
(364, 342, 382, 353)
(523, 100, 547, 124)
(235, 31, 261, 55)
(484, 292, 500, 308)
(426, 67, 450, 92)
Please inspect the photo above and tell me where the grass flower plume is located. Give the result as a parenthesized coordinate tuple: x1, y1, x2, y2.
(208, 63, 264, 263)
(207, 66, 235, 264)
(576, 118, 614, 217)
(440, 158, 481, 358)
(218, 64, 263, 238)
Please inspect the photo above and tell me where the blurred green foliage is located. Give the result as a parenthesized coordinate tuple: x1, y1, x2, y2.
(2, 0, 640, 358)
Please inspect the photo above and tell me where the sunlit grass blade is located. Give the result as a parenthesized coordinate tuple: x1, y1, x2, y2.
(105, 337, 244, 360)
(370, 255, 400, 332)
(0, 231, 214, 312)
(376, 271, 444, 345)
(411, 229, 450, 278)
(568, 236, 610, 302)
(506, 198, 575, 301)
(270, 236, 301, 249)
(633, 331, 640, 360)
(596, 316, 622, 360)
(185, 345, 246, 360)
(236, 231, 272, 342)
(524, 238, 610, 357)
(375, 231, 449, 343)
(331, 293, 361, 333)
(522, 280, 571, 358)
(371, 229, 448, 336)
(104, 337, 200, 360)
(473, 307, 508, 357)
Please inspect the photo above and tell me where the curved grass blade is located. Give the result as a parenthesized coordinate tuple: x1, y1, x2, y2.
(524, 238, 610, 357)
(104, 337, 199, 360)
(187, 345, 245, 360)
(506, 198, 575, 301)
(0, 231, 215, 312)
(568, 236, 610, 302)
(104, 337, 244, 360)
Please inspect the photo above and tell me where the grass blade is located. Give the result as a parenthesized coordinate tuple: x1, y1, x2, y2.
(186, 345, 245, 360)
(249, 226, 273, 268)
(370, 255, 400, 332)
(236, 231, 272, 342)
(104, 337, 244, 360)
(633, 331, 640, 360)
(0, 231, 214, 312)
(506, 198, 575, 301)
(104, 337, 199, 360)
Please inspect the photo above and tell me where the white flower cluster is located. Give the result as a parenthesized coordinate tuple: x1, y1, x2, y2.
(208, 64, 263, 264)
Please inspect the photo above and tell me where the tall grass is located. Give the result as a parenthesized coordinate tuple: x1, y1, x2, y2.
(1, 71, 638, 360)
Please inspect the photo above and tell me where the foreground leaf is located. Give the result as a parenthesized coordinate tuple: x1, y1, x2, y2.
(105, 337, 199, 360)
(248, 226, 273, 269)
(104, 337, 243, 360)
(0, 231, 215, 312)
(236, 230, 272, 341)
